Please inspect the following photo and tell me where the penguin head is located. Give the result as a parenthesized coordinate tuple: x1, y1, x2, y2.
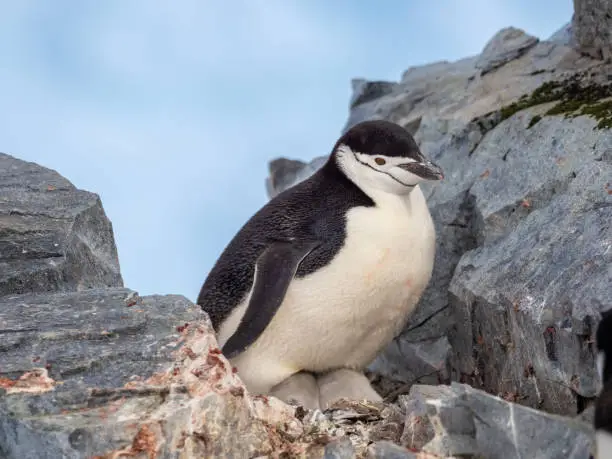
(332, 120, 444, 195)
(597, 309, 612, 384)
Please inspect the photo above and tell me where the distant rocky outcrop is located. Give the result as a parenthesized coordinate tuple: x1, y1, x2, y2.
(265, 6, 612, 457)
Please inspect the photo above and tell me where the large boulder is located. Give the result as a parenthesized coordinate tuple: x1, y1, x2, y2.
(264, 25, 612, 418)
(0, 153, 123, 296)
(0, 289, 329, 459)
(572, 0, 612, 60)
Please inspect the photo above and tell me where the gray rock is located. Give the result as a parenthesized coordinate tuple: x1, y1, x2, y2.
(476, 27, 539, 74)
(344, 57, 479, 134)
(266, 155, 327, 198)
(344, 36, 591, 135)
(0, 289, 307, 458)
(400, 57, 478, 86)
(395, 383, 595, 458)
(342, 100, 391, 134)
(349, 78, 398, 109)
(366, 441, 417, 459)
(0, 153, 122, 296)
(573, 0, 612, 60)
(398, 385, 452, 450)
(324, 436, 356, 458)
(548, 22, 574, 47)
(421, 383, 595, 459)
(0, 288, 194, 387)
(422, 393, 478, 457)
(266, 157, 307, 198)
(368, 336, 451, 387)
(469, 104, 610, 244)
(449, 160, 612, 414)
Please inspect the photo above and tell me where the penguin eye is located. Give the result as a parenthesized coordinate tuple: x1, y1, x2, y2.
(374, 157, 386, 165)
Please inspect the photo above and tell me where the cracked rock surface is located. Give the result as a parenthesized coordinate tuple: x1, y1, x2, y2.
(0, 153, 123, 296)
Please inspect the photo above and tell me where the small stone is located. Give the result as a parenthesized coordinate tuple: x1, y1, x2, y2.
(323, 437, 355, 459)
(366, 440, 418, 459)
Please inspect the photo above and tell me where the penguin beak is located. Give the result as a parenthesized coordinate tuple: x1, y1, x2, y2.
(397, 160, 444, 181)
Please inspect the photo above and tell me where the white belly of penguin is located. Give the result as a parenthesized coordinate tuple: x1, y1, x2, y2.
(218, 186, 436, 394)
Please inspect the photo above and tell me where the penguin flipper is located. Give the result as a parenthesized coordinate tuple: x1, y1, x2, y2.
(221, 239, 321, 359)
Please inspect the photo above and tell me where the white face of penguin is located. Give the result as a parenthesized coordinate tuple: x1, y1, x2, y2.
(335, 143, 444, 196)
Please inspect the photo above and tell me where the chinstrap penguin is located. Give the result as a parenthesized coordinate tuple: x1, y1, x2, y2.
(197, 119, 444, 409)
(595, 309, 612, 459)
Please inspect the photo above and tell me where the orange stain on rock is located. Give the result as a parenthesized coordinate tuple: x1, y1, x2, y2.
(1, 368, 56, 394)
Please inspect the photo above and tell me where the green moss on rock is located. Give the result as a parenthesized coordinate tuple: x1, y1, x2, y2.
(527, 115, 542, 128)
(499, 81, 563, 121)
(496, 74, 612, 130)
(565, 99, 612, 130)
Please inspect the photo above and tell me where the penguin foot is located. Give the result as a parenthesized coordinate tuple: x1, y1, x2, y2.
(269, 371, 321, 410)
(317, 368, 383, 410)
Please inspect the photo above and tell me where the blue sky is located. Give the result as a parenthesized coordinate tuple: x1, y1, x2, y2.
(0, 1, 572, 302)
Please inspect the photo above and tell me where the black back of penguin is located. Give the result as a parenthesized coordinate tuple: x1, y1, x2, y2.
(196, 152, 374, 330)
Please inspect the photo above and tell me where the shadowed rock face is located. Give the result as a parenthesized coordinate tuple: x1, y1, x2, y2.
(0, 153, 123, 295)
(264, 23, 612, 420)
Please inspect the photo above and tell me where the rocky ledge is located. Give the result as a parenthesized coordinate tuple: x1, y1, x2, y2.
(2, 4, 611, 459)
